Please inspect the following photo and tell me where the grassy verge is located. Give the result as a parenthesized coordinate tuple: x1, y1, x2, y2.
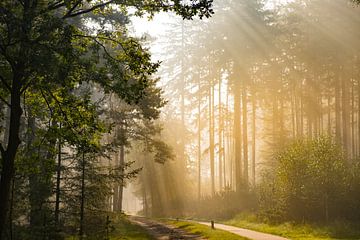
(223, 213, 360, 240)
(109, 216, 154, 240)
(166, 220, 249, 240)
(66, 216, 153, 240)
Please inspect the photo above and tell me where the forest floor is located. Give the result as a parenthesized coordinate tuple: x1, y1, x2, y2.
(129, 216, 205, 239)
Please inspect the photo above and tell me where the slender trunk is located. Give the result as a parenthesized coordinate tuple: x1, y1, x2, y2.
(295, 85, 301, 137)
(234, 77, 242, 193)
(180, 21, 186, 181)
(351, 82, 355, 158)
(118, 145, 125, 212)
(300, 84, 304, 136)
(197, 81, 201, 200)
(113, 151, 119, 212)
(358, 79, 360, 157)
(319, 96, 323, 136)
(335, 72, 342, 143)
(251, 92, 256, 186)
(342, 71, 350, 157)
(79, 152, 85, 239)
(328, 95, 332, 136)
(218, 77, 223, 190)
(291, 90, 296, 138)
(273, 94, 278, 144)
(209, 81, 215, 195)
(55, 124, 62, 227)
(242, 86, 248, 189)
(279, 90, 285, 141)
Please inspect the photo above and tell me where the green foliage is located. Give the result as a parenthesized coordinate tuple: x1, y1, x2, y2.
(66, 215, 153, 240)
(224, 213, 360, 240)
(190, 190, 257, 220)
(259, 136, 360, 222)
(167, 220, 249, 240)
(0, 0, 214, 238)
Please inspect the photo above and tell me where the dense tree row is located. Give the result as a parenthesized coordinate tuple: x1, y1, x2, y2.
(140, 0, 360, 220)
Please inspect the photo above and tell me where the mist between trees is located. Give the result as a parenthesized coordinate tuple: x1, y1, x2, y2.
(0, 0, 360, 240)
(132, 0, 360, 225)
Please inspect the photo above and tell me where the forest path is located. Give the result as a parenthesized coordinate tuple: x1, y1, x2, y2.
(129, 216, 205, 240)
(194, 221, 289, 240)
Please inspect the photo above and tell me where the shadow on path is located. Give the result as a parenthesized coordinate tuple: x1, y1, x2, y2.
(129, 216, 205, 240)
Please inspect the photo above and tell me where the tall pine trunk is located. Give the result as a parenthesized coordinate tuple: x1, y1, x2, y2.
(251, 92, 256, 186)
(242, 86, 248, 188)
(233, 76, 242, 193)
(218, 77, 223, 190)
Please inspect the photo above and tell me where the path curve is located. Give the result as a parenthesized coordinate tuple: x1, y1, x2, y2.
(195, 221, 288, 240)
(129, 216, 205, 240)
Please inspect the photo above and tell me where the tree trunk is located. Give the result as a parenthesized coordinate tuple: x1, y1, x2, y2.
(113, 151, 119, 212)
(118, 145, 125, 212)
(233, 77, 242, 193)
(335, 72, 342, 143)
(328, 95, 332, 136)
(341, 71, 350, 157)
(251, 92, 256, 187)
(351, 81, 355, 158)
(218, 76, 223, 190)
(0, 81, 23, 240)
(197, 80, 201, 200)
(242, 86, 248, 189)
(79, 152, 86, 239)
(209, 80, 215, 195)
(55, 124, 62, 227)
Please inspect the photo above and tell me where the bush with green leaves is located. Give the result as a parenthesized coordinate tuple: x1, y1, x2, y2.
(259, 136, 359, 222)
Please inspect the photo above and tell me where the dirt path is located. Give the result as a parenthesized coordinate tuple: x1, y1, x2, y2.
(129, 216, 205, 240)
(195, 221, 288, 240)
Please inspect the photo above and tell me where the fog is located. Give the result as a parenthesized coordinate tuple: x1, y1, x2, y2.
(124, 0, 360, 220)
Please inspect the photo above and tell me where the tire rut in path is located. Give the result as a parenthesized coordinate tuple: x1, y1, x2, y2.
(129, 216, 205, 240)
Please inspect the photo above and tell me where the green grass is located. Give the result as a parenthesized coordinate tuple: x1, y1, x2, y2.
(166, 220, 249, 240)
(66, 216, 153, 240)
(223, 213, 360, 240)
(109, 217, 154, 240)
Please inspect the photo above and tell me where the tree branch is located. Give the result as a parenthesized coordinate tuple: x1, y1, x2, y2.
(0, 143, 5, 160)
(63, 0, 115, 19)
(0, 75, 11, 92)
(0, 95, 11, 108)
(47, 1, 65, 11)
(63, 0, 83, 18)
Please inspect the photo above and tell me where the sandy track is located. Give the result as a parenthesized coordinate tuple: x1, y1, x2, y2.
(129, 216, 205, 240)
(195, 221, 288, 240)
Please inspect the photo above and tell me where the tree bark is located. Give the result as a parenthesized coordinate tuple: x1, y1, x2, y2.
(79, 152, 86, 239)
(341, 70, 350, 157)
(55, 124, 62, 227)
(218, 76, 223, 190)
(0, 78, 23, 240)
(197, 79, 201, 200)
(335, 71, 342, 143)
(233, 76, 242, 193)
(242, 86, 248, 188)
(209, 80, 215, 195)
(251, 92, 256, 187)
(118, 145, 125, 212)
